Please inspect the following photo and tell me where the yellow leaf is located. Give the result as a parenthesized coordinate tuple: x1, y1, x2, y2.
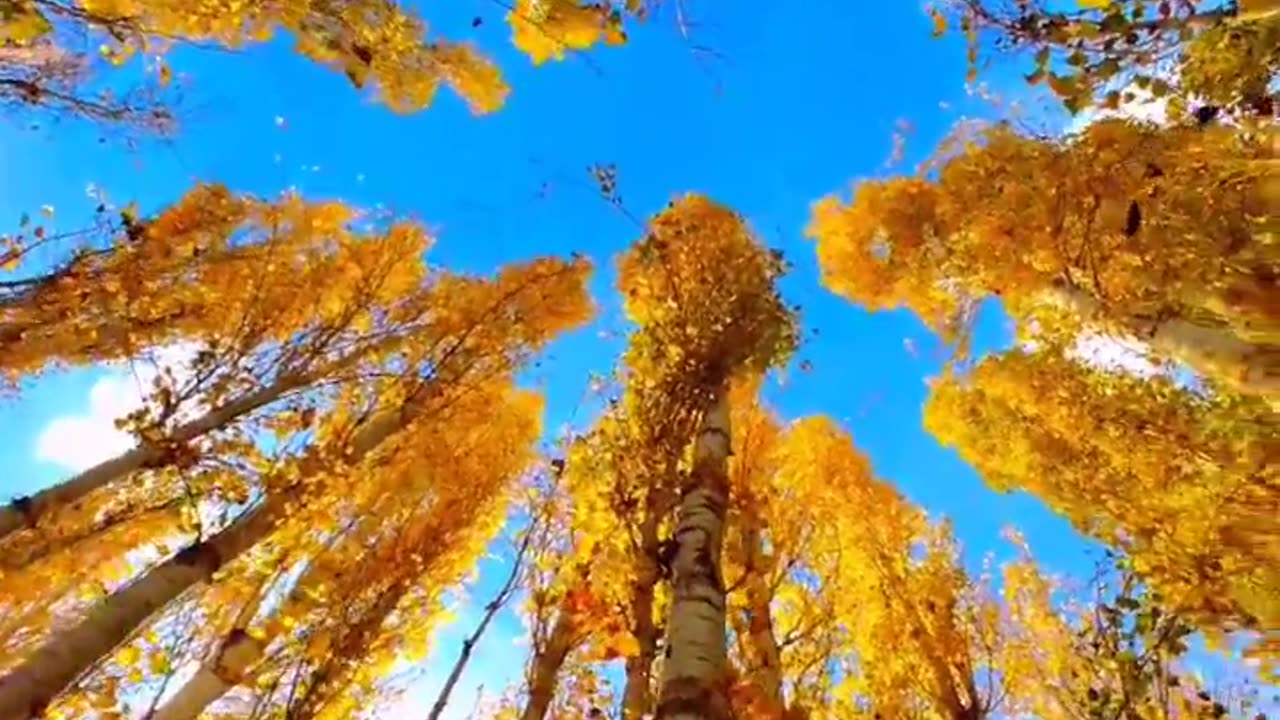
(117, 645, 141, 666)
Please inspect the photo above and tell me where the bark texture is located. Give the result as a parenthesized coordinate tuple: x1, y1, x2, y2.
(148, 629, 263, 720)
(519, 610, 578, 720)
(656, 390, 732, 720)
(622, 500, 662, 720)
(147, 584, 270, 720)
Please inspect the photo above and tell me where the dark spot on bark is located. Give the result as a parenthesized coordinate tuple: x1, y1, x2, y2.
(175, 541, 221, 575)
(1194, 105, 1220, 125)
(656, 676, 727, 720)
(1125, 201, 1141, 237)
(9, 494, 34, 524)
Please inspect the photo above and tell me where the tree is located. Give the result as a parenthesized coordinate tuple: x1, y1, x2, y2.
(728, 409, 1002, 720)
(925, 349, 1279, 672)
(616, 194, 797, 719)
(936, 0, 1280, 117)
(0, 253, 593, 718)
(0, 38, 174, 133)
(512, 406, 665, 720)
(999, 537, 1259, 720)
(145, 379, 540, 720)
(0, 0, 648, 129)
(806, 118, 1279, 397)
(0, 186, 436, 554)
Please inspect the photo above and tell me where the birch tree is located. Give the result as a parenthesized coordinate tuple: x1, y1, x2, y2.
(0, 253, 593, 718)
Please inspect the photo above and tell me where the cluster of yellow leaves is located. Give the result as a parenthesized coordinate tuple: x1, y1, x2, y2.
(619, 194, 798, 447)
(925, 350, 1279, 672)
(0, 184, 428, 383)
(998, 533, 1258, 719)
(509, 0, 627, 65)
(2, 0, 647, 123)
(807, 119, 1278, 395)
(0, 0, 52, 44)
(239, 382, 543, 720)
(946, 0, 1280, 115)
(0, 505, 182, 671)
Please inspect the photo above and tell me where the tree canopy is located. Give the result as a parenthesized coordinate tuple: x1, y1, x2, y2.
(1, 0, 1275, 717)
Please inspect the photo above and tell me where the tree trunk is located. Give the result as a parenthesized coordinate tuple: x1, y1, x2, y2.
(148, 629, 263, 720)
(0, 407, 414, 719)
(656, 389, 732, 720)
(519, 610, 578, 720)
(740, 521, 783, 707)
(622, 507, 661, 720)
(1040, 283, 1279, 397)
(0, 366, 325, 545)
(426, 530, 529, 720)
(146, 581, 270, 720)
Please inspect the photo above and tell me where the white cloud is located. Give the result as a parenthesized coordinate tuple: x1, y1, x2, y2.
(34, 344, 201, 473)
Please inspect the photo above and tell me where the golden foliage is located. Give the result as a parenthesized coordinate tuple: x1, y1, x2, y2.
(509, 0, 628, 65)
(946, 0, 1280, 116)
(926, 350, 1279, 670)
(807, 119, 1279, 395)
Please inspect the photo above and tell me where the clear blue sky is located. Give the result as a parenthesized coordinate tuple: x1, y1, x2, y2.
(0, 0, 1153, 715)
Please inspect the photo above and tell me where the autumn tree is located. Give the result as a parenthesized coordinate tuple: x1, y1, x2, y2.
(616, 194, 797, 719)
(513, 444, 626, 720)
(721, 397, 1003, 720)
(0, 251, 593, 718)
(999, 538, 1263, 720)
(0, 37, 173, 132)
(925, 349, 1279, 672)
(0, 0, 649, 129)
(507, 391, 675, 720)
(142, 378, 540, 720)
(807, 118, 1279, 398)
(0, 186, 440, 557)
(936, 0, 1280, 117)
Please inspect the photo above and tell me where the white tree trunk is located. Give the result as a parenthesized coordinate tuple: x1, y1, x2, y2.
(149, 630, 264, 720)
(0, 367, 321, 544)
(656, 390, 731, 720)
(148, 579, 270, 720)
(1040, 284, 1278, 397)
(0, 407, 415, 719)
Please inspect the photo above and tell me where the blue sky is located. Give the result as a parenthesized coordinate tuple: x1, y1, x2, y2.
(0, 0, 1199, 715)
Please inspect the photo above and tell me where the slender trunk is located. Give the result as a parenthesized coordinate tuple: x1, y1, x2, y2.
(622, 508, 661, 720)
(656, 389, 732, 720)
(519, 610, 578, 720)
(1041, 283, 1279, 397)
(147, 580, 271, 720)
(739, 520, 783, 707)
(425, 531, 529, 720)
(0, 364, 330, 544)
(0, 407, 414, 719)
(148, 629, 263, 720)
